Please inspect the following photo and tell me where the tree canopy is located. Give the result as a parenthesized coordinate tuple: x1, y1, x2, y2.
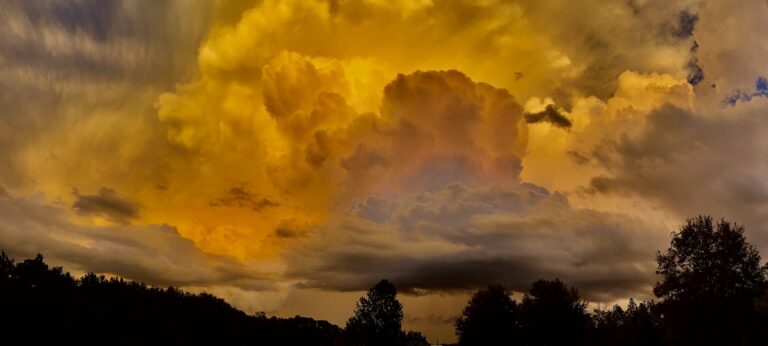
(345, 279, 405, 346)
(520, 279, 592, 346)
(453, 215, 768, 346)
(455, 285, 519, 345)
(654, 216, 768, 345)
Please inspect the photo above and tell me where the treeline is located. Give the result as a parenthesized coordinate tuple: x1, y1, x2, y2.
(0, 253, 342, 345)
(0, 251, 430, 345)
(2, 215, 768, 345)
(344, 216, 768, 345)
(453, 216, 768, 346)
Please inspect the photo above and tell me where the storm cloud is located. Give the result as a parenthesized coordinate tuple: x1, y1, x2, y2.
(287, 183, 665, 302)
(589, 102, 768, 247)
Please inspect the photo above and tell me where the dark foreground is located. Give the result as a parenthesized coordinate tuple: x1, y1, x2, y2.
(2, 215, 768, 346)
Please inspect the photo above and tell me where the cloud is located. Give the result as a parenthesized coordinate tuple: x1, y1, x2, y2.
(695, 0, 768, 94)
(286, 183, 664, 302)
(143, 0, 711, 268)
(674, 11, 699, 38)
(19, 0, 120, 42)
(514, 0, 701, 103)
(0, 0, 214, 228)
(0, 194, 274, 290)
(336, 70, 528, 197)
(72, 187, 141, 224)
(686, 42, 704, 86)
(722, 77, 768, 106)
(524, 105, 573, 128)
(4, 0, 768, 336)
(211, 186, 279, 212)
(587, 101, 768, 248)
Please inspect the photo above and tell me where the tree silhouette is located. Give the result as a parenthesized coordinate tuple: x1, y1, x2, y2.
(0, 251, 13, 283)
(403, 330, 429, 346)
(654, 216, 768, 345)
(8, 214, 768, 345)
(455, 285, 520, 345)
(0, 252, 343, 345)
(520, 279, 591, 346)
(345, 279, 404, 346)
(592, 299, 662, 346)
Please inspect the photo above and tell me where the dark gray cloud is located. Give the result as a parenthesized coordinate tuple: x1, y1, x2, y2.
(674, 11, 699, 38)
(524, 105, 572, 128)
(72, 187, 141, 224)
(686, 41, 704, 86)
(588, 102, 768, 247)
(0, 0, 212, 192)
(274, 227, 302, 239)
(0, 0, 211, 87)
(567, 150, 591, 165)
(20, 0, 120, 41)
(211, 186, 279, 212)
(287, 183, 665, 302)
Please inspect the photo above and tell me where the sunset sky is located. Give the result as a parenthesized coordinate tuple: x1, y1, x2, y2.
(2, 0, 768, 342)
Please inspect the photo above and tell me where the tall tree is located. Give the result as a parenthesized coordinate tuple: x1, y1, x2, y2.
(455, 285, 520, 346)
(654, 216, 768, 345)
(345, 279, 404, 346)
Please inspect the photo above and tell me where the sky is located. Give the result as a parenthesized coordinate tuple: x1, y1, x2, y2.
(1, 0, 768, 342)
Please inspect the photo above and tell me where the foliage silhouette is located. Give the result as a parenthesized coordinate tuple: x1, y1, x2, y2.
(453, 215, 768, 345)
(345, 279, 405, 346)
(403, 330, 430, 346)
(592, 299, 662, 346)
(519, 279, 592, 346)
(455, 285, 520, 345)
(455, 280, 592, 346)
(654, 216, 768, 345)
(0, 252, 342, 345)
